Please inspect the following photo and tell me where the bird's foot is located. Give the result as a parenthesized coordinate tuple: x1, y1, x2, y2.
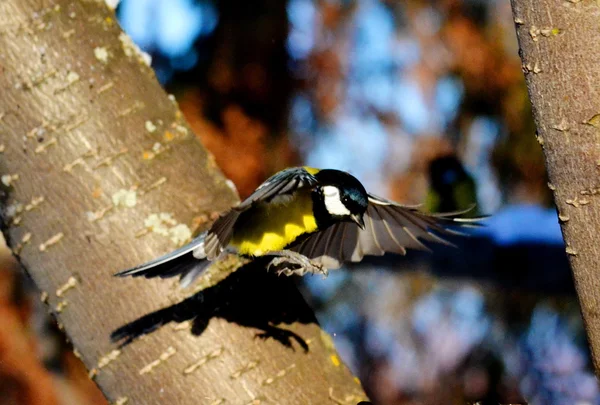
(254, 324, 308, 351)
(265, 250, 328, 278)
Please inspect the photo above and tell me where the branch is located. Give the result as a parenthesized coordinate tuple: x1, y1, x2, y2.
(0, 0, 367, 403)
(510, 0, 600, 374)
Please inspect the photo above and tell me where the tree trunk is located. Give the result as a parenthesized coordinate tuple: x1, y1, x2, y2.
(0, 1, 367, 404)
(510, 0, 600, 374)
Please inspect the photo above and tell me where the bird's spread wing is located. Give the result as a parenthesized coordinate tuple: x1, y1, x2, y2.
(290, 193, 482, 269)
(204, 167, 319, 259)
(237, 167, 319, 209)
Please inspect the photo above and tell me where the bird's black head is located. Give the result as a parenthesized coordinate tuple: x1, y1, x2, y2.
(312, 169, 368, 229)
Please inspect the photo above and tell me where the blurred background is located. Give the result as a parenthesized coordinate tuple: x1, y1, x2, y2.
(1, 0, 597, 404)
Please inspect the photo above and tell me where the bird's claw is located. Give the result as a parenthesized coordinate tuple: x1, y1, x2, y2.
(266, 255, 328, 278)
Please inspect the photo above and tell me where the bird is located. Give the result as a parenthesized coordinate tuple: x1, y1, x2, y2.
(425, 155, 480, 217)
(115, 167, 482, 287)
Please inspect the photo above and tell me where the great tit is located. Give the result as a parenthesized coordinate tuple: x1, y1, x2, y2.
(425, 155, 480, 217)
(116, 167, 480, 287)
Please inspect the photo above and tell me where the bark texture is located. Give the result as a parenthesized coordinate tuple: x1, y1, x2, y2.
(510, 0, 600, 373)
(0, 1, 367, 404)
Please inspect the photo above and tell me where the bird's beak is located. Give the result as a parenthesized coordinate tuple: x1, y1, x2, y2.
(352, 214, 365, 230)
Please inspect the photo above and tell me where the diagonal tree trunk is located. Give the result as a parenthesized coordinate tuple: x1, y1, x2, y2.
(510, 0, 600, 375)
(0, 0, 367, 403)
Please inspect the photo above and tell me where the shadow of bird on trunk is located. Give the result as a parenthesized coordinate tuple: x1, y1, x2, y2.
(111, 258, 317, 351)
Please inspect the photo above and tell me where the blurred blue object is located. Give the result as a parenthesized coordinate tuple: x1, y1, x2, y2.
(351, 0, 396, 75)
(411, 287, 490, 363)
(479, 204, 564, 246)
(394, 78, 434, 134)
(118, 0, 154, 50)
(118, 0, 218, 63)
(286, 0, 317, 60)
(302, 269, 349, 303)
(436, 76, 464, 127)
(518, 306, 600, 404)
(464, 116, 504, 214)
(305, 115, 390, 195)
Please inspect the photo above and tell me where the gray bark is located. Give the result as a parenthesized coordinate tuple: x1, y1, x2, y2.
(510, 0, 600, 375)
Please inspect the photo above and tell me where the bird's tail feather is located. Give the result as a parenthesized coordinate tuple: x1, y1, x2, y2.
(115, 234, 210, 287)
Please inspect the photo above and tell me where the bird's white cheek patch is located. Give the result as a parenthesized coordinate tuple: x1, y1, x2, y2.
(323, 186, 351, 216)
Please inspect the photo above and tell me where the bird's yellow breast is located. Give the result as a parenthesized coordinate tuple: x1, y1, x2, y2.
(229, 191, 318, 256)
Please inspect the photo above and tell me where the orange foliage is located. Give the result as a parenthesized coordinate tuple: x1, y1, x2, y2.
(0, 267, 59, 405)
(0, 255, 107, 405)
(179, 89, 269, 198)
